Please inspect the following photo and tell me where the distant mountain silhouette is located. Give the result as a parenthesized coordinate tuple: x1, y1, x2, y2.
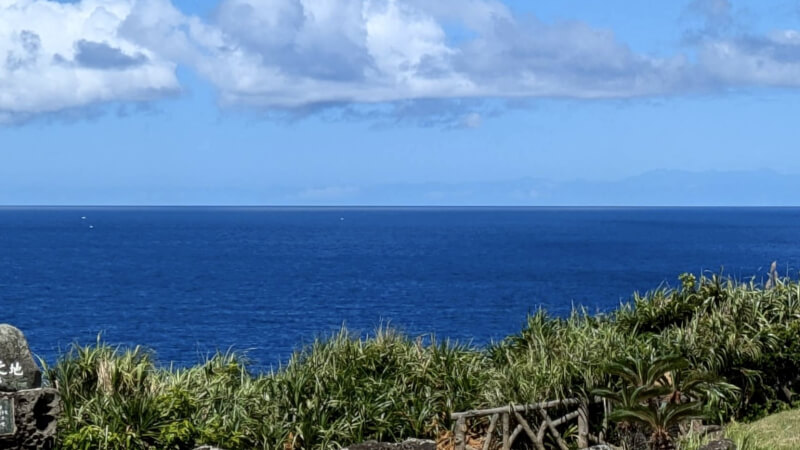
(4, 169, 798, 206)
(280, 169, 800, 206)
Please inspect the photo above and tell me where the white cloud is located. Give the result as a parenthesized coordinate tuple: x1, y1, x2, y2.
(116, 0, 692, 111)
(0, 0, 179, 122)
(696, 33, 800, 87)
(191, 0, 473, 108)
(3, 0, 800, 124)
(683, 0, 800, 88)
(452, 17, 693, 98)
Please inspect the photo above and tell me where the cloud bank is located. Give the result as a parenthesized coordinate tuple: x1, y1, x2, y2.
(2, 0, 800, 123)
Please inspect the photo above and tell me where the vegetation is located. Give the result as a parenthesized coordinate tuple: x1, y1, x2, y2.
(594, 354, 734, 450)
(724, 408, 800, 450)
(43, 271, 800, 449)
(682, 407, 800, 450)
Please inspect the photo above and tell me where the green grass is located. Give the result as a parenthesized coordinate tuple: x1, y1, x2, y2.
(43, 272, 800, 449)
(726, 408, 800, 450)
(682, 408, 800, 450)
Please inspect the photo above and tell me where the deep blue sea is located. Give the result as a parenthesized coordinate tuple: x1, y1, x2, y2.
(1, 207, 799, 369)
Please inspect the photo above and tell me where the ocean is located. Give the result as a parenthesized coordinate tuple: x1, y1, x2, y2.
(1, 207, 798, 368)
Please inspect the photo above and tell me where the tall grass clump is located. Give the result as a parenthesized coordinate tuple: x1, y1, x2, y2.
(486, 309, 648, 404)
(48, 270, 800, 449)
(49, 328, 489, 449)
(273, 328, 489, 448)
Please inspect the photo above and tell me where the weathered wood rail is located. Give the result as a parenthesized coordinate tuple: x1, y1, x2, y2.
(451, 398, 607, 450)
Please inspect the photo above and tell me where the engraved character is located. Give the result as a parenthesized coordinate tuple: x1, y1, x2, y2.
(8, 362, 22, 377)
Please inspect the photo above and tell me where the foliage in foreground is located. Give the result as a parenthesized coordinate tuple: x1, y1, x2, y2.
(45, 272, 800, 449)
(681, 407, 800, 450)
(594, 354, 737, 450)
(48, 330, 489, 449)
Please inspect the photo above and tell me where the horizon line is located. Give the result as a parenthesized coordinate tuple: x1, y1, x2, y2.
(2, 205, 800, 209)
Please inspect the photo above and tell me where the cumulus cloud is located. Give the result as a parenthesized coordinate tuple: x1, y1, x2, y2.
(697, 32, 800, 87)
(452, 17, 693, 98)
(112, 0, 695, 118)
(683, 0, 800, 88)
(0, 0, 178, 122)
(3, 0, 800, 124)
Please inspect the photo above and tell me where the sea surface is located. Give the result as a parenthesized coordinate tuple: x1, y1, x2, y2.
(1, 207, 798, 369)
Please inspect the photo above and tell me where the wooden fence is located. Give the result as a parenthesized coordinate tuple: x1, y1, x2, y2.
(450, 398, 608, 450)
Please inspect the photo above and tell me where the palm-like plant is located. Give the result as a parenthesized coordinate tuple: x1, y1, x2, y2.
(602, 355, 689, 394)
(595, 354, 715, 450)
(609, 401, 705, 450)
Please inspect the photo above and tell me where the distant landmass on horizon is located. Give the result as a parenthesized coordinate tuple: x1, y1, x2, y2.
(3, 169, 798, 207)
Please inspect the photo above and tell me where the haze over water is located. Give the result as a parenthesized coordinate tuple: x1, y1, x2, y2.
(2, 207, 798, 368)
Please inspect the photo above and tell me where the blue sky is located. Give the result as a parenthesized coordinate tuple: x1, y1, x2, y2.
(1, 0, 800, 205)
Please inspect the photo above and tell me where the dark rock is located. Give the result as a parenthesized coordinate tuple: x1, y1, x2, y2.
(699, 439, 737, 450)
(344, 439, 436, 450)
(0, 388, 60, 449)
(0, 325, 41, 392)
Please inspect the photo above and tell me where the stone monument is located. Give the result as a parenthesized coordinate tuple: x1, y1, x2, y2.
(0, 324, 60, 449)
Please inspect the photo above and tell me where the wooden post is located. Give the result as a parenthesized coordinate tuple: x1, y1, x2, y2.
(539, 410, 570, 450)
(508, 424, 523, 444)
(535, 420, 547, 450)
(502, 412, 510, 450)
(455, 416, 466, 450)
(600, 398, 610, 443)
(577, 401, 589, 448)
(513, 411, 541, 447)
(482, 413, 499, 450)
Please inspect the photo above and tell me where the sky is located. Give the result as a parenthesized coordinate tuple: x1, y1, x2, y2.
(1, 0, 800, 205)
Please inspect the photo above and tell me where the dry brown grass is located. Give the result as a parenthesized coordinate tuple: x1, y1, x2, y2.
(436, 429, 485, 450)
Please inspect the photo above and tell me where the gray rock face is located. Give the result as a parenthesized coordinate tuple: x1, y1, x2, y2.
(0, 388, 60, 449)
(343, 439, 436, 450)
(699, 439, 737, 450)
(588, 445, 613, 450)
(0, 325, 41, 392)
(0, 325, 60, 448)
